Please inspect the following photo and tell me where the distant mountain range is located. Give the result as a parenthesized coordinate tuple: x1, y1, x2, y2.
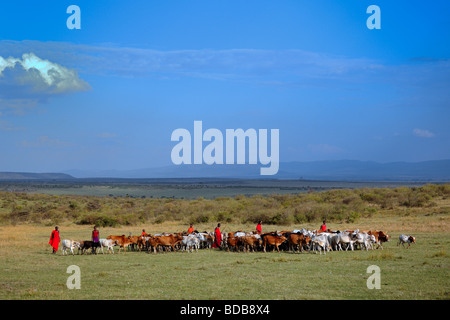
(61, 159, 450, 181)
(0, 172, 75, 180)
(1, 160, 448, 181)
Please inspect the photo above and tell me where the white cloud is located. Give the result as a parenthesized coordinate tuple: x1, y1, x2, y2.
(0, 41, 381, 81)
(0, 52, 90, 103)
(1, 41, 448, 111)
(413, 128, 435, 138)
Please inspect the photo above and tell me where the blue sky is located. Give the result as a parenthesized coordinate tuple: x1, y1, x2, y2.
(0, 1, 449, 173)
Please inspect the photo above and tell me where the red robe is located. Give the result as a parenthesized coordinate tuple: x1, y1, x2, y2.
(49, 230, 60, 252)
(256, 224, 262, 234)
(92, 230, 99, 242)
(212, 227, 221, 248)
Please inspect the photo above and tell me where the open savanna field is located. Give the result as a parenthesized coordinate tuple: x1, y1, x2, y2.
(0, 183, 449, 300)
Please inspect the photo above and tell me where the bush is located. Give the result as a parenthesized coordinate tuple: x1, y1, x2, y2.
(197, 213, 210, 223)
(86, 201, 102, 211)
(294, 213, 307, 224)
(347, 211, 360, 223)
(0, 183, 448, 227)
(269, 212, 293, 225)
(77, 213, 119, 227)
(363, 207, 378, 217)
(154, 216, 166, 224)
(9, 210, 30, 223)
(216, 211, 233, 223)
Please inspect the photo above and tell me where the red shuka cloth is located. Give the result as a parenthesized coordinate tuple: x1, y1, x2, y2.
(92, 230, 99, 242)
(212, 227, 221, 248)
(256, 224, 262, 234)
(321, 224, 327, 231)
(49, 230, 59, 251)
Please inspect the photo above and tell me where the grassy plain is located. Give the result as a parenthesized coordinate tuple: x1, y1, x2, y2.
(0, 183, 448, 300)
(0, 214, 448, 300)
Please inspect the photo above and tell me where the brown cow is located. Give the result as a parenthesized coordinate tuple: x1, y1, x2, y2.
(226, 236, 240, 252)
(204, 233, 214, 249)
(367, 230, 390, 249)
(127, 236, 140, 251)
(107, 235, 134, 253)
(107, 235, 125, 242)
(149, 234, 183, 253)
(137, 236, 148, 251)
(288, 233, 308, 253)
(262, 234, 287, 253)
(146, 236, 160, 253)
(241, 236, 261, 252)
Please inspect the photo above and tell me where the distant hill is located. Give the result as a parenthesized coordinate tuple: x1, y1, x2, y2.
(64, 159, 450, 181)
(0, 172, 75, 181)
(278, 160, 450, 181)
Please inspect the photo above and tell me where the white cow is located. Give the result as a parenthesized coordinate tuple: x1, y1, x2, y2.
(62, 239, 80, 256)
(309, 234, 330, 255)
(195, 232, 211, 249)
(304, 230, 314, 238)
(99, 238, 116, 254)
(368, 234, 377, 249)
(336, 232, 356, 251)
(398, 234, 416, 248)
(354, 233, 372, 251)
(182, 235, 200, 252)
(327, 233, 340, 251)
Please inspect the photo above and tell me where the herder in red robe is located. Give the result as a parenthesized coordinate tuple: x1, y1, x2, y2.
(49, 226, 60, 254)
(187, 224, 194, 234)
(212, 223, 222, 249)
(256, 221, 262, 234)
(92, 226, 100, 243)
(320, 220, 327, 232)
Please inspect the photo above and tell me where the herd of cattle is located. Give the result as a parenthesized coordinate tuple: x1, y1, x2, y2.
(61, 228, 416, 256)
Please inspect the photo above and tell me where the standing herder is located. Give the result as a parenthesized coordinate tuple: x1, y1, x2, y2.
(49, 226, 60, 254)
(91, 225, 100, 254)
(92, 225, 100, 242)
(256, 220, 262, 234)
(212, 223, 222, 249)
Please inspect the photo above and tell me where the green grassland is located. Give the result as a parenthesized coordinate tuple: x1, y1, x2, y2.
(0, 221, 448, 300)
(0, 183, 448, 300)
